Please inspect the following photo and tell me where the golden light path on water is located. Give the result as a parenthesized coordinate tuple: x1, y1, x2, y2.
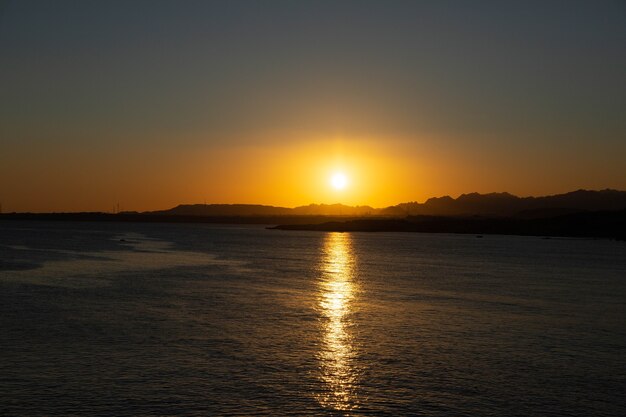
(317, 232, 359, 412)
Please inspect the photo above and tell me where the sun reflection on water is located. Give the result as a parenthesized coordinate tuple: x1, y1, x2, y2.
(317, 232, 359, 412)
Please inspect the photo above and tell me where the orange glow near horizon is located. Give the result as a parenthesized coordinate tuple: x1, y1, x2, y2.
(2, 136, 425, 212)
(4, 131, 624, 213)
(187, 136, 422, 210)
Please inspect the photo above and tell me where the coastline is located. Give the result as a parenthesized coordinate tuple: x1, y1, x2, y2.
(270, 210, 626, 240)
(2, 210, 625, 240)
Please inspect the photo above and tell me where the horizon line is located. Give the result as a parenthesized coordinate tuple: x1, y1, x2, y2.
(2, 188, 624, 215)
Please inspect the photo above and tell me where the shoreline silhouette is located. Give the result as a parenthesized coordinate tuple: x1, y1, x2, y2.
(270, 210, 626, 241)
(1, 190, 625, 240)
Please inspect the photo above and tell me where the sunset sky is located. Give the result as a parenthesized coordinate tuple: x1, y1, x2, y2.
(1, 1, 625, 212)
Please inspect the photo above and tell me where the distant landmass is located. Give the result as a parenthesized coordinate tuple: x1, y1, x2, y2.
(145, 189, 626, 218)
(271, 210, 626, 241)
(148, 203, 377, 217)
(2, 189, 626, 239)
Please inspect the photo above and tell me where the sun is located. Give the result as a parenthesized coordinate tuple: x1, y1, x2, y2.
(330, 172, 348, 190)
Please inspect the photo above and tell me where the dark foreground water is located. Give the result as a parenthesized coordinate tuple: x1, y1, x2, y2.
(1, 221, 625, 416)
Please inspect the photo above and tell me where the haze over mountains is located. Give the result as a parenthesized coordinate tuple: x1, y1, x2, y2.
(149, 189, 626, 218)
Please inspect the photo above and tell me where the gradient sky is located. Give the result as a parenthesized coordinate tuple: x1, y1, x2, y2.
(1, 0, 625, 212)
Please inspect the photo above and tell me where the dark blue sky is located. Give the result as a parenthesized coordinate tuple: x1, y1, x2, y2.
(1, 1, 625, 211)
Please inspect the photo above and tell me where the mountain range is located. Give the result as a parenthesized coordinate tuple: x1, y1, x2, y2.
(147, 189, 626, 218)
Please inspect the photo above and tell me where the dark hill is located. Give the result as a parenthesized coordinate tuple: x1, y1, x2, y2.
(150, 204, 292, 216)
(147, 189, 626, 218)
(4, 189, 624, 221)
(382, 189, 626, 217)
(149, 203, 376, 216)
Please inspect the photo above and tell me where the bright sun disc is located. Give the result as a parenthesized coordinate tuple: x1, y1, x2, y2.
(331, 172, 348, 190)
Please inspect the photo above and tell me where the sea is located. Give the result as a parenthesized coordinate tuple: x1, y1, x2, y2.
(1, 220, 625, 416)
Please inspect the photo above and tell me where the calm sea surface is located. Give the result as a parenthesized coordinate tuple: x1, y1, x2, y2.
(1, 221, 625, 416)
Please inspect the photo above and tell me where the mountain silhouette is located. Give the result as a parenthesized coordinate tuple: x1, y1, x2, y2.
(4, 189, 626, 239)
(147, 189, 626, 218)
(149, 203, 376, 217)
